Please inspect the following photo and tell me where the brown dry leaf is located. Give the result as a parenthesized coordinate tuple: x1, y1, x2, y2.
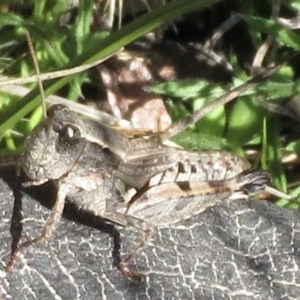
(98, 50, 172, 132)
(98, 40, 231, 132)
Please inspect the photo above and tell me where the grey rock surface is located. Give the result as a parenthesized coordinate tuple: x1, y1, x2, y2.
(1, 166, 300, 300)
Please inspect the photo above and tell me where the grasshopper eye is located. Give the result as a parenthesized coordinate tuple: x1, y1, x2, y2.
(56, 124, 82, 152)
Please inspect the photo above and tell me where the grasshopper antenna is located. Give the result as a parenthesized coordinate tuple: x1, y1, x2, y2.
(25, 31, 47, 118)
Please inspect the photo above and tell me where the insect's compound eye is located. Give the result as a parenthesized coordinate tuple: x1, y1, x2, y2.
(56, 124, 82, 152)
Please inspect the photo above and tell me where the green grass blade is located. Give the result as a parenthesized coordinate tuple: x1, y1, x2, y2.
(0, 0, 222, 135)
(243, 14, 300, 51)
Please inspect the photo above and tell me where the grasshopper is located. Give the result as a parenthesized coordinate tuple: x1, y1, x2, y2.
(5, 78, 282, 280)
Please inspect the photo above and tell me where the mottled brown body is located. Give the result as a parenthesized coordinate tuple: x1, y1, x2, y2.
(6, 105, 271, 280)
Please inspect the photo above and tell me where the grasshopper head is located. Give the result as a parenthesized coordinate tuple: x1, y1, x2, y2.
(22, 105, 87, 181)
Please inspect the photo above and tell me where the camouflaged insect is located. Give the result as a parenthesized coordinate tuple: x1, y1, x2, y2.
(6, 103, 271, 280)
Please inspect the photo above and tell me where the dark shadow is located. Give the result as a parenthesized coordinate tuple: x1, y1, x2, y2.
(62, 201, 122, 267)
(0, 166, 122, 270)
(0, 167, 23, 255)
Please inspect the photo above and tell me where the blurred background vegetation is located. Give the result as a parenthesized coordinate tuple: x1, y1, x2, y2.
(0, 0, 300, 207)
